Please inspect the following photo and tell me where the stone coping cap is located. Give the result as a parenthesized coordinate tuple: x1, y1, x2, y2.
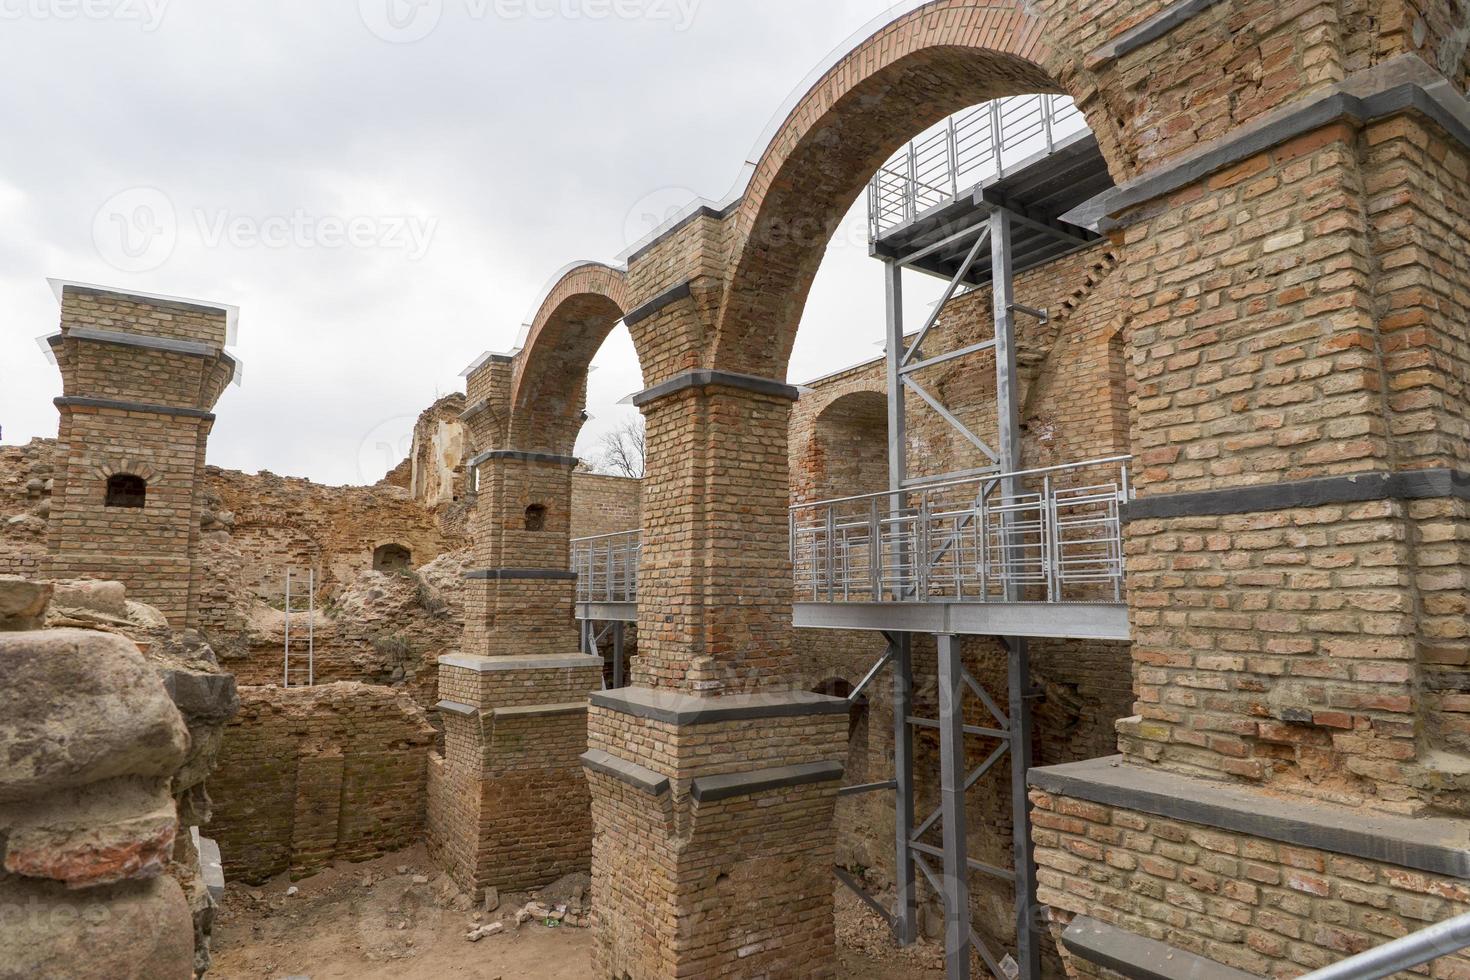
(491, 701, 588, 719)
(581, 749, 669, 796)
(1062, 915, 1260, 980)
(1030, 757, 1470, 880)
(50, 278, 239, 343)
(438, 653, 604, 673)
(691, 761, 845, 803)
(436, 699, 478, 717)
(589, 687, 850, 726)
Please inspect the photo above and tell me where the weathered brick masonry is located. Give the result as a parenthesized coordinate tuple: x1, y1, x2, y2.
(45, 284, 236, 627)
(209, 683, 435, 883)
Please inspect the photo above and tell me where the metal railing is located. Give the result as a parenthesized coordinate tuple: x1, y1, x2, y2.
(868, 93, 1085, 239)
(790, 456, 1131, 605)
(1299, 911, 1470, 980)
(572, 529, 641, 603)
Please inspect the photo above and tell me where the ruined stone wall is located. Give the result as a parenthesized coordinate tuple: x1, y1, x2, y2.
(570, 472, 641, 538)
(0, 439, 56, 579)
(206, 466, 458, 603)
(209, 683, 435, 884)
(409, 394, 469, 511)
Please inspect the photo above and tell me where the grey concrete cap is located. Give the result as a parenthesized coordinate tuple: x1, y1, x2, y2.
(1062, 915, 1262, 980)
(589, 687, 851, 726)
(438, 654, 603, 673)
(581, 749, 669, 795)
(691, 761, 845, 803)
(1029, 757, 1470, 879)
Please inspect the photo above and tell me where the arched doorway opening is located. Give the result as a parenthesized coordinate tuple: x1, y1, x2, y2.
(373, 543, 412, 573)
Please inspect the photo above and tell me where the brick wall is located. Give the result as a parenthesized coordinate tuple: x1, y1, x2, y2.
(1032, 790, 1470, 977)
(209, 683, 435, 883)
(207, 467, 458, 603)
(570, 472, 641, 538)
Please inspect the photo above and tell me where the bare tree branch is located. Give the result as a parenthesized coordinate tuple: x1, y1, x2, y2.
(593, 417, 645, 478)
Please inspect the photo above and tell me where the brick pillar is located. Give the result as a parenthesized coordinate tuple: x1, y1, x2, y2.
(426, 653, 603, 894)
(1029, 55, 1470, 977)
(463, 451, 579, 657)
(429, 352, 602, 894)
(44, 282, 236, 628)
(585, 365, 849, 978)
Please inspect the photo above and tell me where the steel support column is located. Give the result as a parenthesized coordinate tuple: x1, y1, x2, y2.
(1009, 637, 1040, 979)
(994, 206, 1040, 980)
(937, 634, 972, 979)
(893, 633, 917, 945)
(611, 621, 625, 689)
(885, 258, 907, 504)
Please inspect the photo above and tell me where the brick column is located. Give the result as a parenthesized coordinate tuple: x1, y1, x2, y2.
(462, 451, 579, 658)
(1028, 55, 1470, 977)
(426, 653, 603, 895)
(44, 282, 236, 628)
(429, 353, 603, 894)
(584, 365, 849, 977)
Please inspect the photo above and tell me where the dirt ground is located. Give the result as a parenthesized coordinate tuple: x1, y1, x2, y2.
(209, 846, 947, 979)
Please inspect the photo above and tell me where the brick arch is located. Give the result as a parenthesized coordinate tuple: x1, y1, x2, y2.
(794, 388, 889, 503)
(712, 0, 1123, 380)
(509, 262, 633, 455)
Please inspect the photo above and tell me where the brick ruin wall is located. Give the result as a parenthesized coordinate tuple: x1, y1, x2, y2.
(208, 683, 436, 884)
(206, 466, 457, 604)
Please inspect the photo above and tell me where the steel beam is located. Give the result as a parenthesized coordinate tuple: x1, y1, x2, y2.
(892, 634, 917, 945)
(612, 621, 625, 689)
(937, 634, 972, 979)
(991, 207, 1022, 601)
(790, 601, 1132, 641)
(1009, 637, 1041, 979)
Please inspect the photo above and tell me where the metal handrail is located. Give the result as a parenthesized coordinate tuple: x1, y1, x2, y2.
(571, 529, 641, 604)
(1298, 911, 1470, 980)
(790, 456, 1132, 605)
(868, 93, 1086, 239)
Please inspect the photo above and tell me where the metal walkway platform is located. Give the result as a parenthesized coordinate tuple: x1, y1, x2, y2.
(792, 601, 1127, 641)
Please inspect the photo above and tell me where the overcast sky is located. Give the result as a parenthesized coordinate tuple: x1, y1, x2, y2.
(0, 0, 951, 485)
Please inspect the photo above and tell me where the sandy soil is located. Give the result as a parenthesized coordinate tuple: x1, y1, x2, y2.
(209, 846, 947, 980)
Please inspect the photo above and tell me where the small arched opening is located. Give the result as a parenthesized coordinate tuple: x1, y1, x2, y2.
(525, 504, 548, 532)
(803, 390, 889, 502)
(373, 543, 413, 573)
(104, 473, 147, 509)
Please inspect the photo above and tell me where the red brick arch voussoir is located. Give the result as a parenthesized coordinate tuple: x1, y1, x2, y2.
(712, 0, 1117, 381)
(509, 263, 634, 442)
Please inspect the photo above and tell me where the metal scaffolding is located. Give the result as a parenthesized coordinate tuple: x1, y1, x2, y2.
(824, 116, 1116, 979)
